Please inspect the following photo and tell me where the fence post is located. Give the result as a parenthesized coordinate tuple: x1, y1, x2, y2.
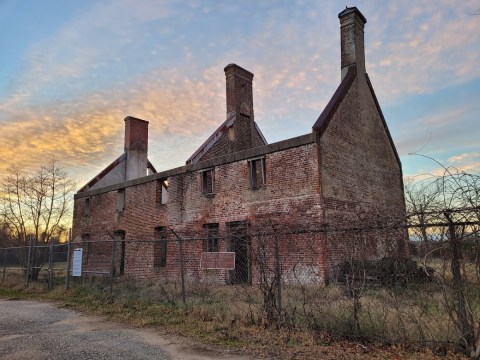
(2, 248, 7, 282)
(274, 235, 283, 319)
(109, 238, 117, 295)
(444, 210, 473, 347)
(48, 242, 54, 290)
(25, 235, 33, 287)
(170, 229, 186, 306)
(65, 241, 71, 290)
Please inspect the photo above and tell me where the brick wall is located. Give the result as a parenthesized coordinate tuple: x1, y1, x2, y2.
(72, 141, 325, 282)
(317, 73, 407, 278)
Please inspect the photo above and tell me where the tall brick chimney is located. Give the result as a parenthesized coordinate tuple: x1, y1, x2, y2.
(338, 7, 367, 80)
(124, 116, 148, 181)
(224, 64, 256, 150)
(224, 64, 254, 118)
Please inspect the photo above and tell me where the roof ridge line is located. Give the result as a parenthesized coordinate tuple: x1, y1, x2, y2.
(312, 65, 357, 135)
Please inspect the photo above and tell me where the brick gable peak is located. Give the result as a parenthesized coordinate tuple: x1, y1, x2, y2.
(186, 64, 267, 165)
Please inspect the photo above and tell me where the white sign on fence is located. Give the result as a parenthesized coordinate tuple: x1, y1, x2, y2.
(72, 248, 83, 277)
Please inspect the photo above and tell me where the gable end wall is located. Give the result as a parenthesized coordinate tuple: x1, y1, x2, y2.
(318, 73, 408, 277)
(199, 118, 266, 162)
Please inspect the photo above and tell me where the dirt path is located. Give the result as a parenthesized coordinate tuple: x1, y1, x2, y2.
(0, 299, 255, 360)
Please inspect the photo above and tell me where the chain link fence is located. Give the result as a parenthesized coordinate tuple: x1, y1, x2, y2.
(0, 242, 68, 289)
(1, 210, 479, 356)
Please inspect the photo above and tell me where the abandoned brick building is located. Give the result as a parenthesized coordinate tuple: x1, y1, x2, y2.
(72, 7, 407, 284)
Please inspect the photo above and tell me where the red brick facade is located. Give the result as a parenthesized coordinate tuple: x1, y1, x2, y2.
(72, 7, 407, 284)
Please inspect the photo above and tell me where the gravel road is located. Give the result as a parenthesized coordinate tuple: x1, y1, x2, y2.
(0, 299, 253, 360)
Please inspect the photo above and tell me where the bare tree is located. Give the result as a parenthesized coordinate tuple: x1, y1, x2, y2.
(405, 177, 443, 243)
(0, 160, 75, 280)
(406, 159, 480, 358)
(0, 221, 12, 244)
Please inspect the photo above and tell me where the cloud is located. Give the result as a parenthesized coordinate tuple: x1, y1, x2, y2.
(403, 150, 480, 180)
(405, 161, 480, 182)
(1, 0, 479, 185)
(0, 0, 339, 182)
(449, 152, 480, 164)
(447, 152, 480, 173)
(0, 107, 123, 172)
(0, 0, 222, 182)
(366, 0, 480, 102)
(392, 99, 478, 160)
(3, 0, 178, 107)
(0, 63, 227, 184)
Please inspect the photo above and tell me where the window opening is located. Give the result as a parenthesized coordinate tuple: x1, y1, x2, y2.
(156, 179, 168, 205)
(154, 227, 167, 268)
(204, 223, 219, 252)
(201, 168, 215, 194)
(248, 157, 266, 188)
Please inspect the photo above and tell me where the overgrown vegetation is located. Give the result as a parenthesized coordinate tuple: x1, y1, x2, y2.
(405, 164, 480, 358)
(0, 269, 476, 359)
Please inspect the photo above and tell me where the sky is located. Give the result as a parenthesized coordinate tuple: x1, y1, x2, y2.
(0, 0, 479, 189)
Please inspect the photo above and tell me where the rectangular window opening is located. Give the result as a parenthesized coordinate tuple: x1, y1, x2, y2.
(154, 227, 167, 268)
(204, 223, 219, 252)
(201, 168, 215, 195)
(156, 179, 168, 205)
(248, 157, 266, 188)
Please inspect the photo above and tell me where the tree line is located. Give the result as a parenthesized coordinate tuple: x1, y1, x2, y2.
(0, 159, 74, 279)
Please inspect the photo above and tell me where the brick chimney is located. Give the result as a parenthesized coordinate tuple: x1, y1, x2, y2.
(224, 64, 254, 118)
(224, 64, 256, 150)
(338, 7, 367, 80)
(124, 116, 148, 181)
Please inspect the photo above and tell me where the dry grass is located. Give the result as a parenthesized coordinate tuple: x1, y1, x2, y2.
(0, 272, 476, 359)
